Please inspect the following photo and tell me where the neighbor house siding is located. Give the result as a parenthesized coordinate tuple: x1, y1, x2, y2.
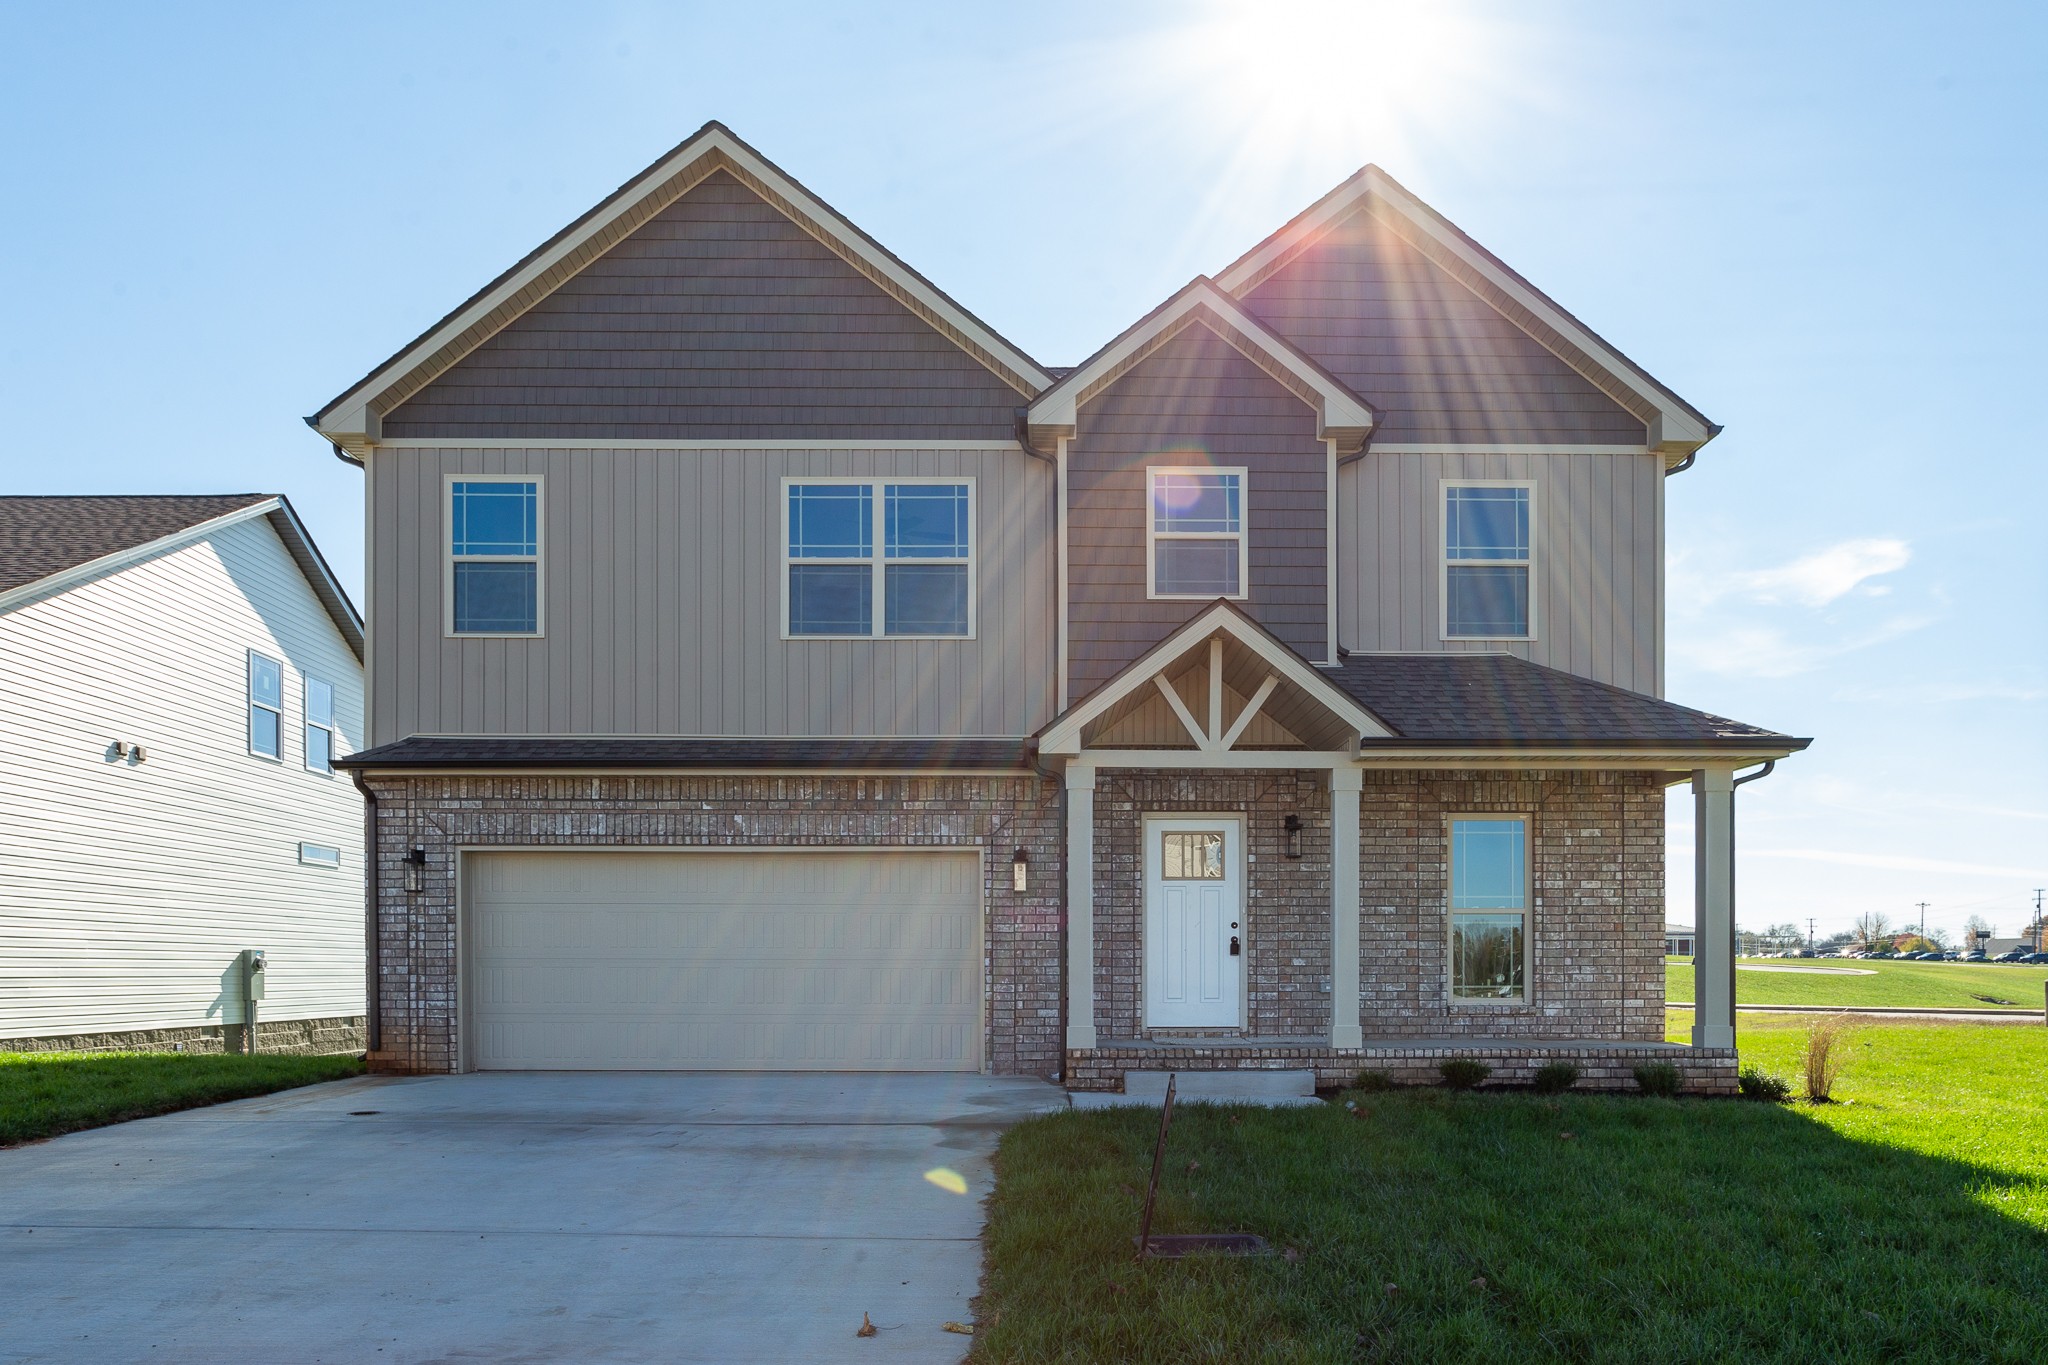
(1238, 205, 1647, 446)
(381, 170, 1027, 442)
(0, 518, 366, 1039)
(1337, 449, 1663, 695)
(1066, 324, 1329, 700)
(367, 445, 1055, 743)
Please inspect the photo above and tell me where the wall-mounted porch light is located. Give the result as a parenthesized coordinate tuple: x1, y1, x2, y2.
(402, 846, 428, 893)
(1012, 847, 1029, 893)
(1283, 814, 1304, 859)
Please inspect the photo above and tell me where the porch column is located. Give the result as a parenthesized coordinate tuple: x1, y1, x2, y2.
(1065, 762, 1097, 1051)
(1692, 765, 1736, 1049)
(1329, 766, 1364, 1048)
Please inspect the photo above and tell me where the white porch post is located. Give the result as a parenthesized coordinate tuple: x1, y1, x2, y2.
(1329, 766, 1364, 1049)
(1692, 765, 1736, 1049)
(1065, 762, 1097, 1051)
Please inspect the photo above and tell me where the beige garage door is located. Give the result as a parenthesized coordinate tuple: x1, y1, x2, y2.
(467, 851, 982, 1071)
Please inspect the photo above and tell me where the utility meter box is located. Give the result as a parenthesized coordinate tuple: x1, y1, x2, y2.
(242, 948, 267, 1002)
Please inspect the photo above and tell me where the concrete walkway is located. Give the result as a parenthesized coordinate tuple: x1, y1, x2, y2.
(0, 1071, 1066, 1363)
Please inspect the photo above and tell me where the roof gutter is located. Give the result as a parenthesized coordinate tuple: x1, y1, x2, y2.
(306, 414, 363, 467)
(1664, 450, 1696, 477)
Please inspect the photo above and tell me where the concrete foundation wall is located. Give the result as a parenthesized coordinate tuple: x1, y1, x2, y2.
(0, 1015, 365, 1056)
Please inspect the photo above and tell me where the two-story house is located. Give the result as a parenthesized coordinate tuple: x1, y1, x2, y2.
(317, 123, 1805, 1091)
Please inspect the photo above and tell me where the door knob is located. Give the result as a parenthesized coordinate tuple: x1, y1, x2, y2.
(1229, 935, 1242, 956)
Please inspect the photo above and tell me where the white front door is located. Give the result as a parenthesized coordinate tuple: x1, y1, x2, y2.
(1143, 817, 1244, 1028)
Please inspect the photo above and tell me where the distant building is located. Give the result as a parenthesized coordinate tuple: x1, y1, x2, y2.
(1665, 924, 1696, 957)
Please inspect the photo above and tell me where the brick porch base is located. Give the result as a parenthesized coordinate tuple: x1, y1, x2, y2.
(1066, 1039, 1739, 1095)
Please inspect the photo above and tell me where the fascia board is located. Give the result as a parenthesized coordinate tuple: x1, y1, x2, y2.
(1353, 745, 1805, 768)
(313, 125, 1051, 443)
(0, 499, 282, 618)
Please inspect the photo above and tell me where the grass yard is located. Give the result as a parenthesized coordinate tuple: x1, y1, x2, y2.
(0, 1050, 365, 1146)
(1667, 955, 2048, 1011)
(975, 1018, 2048, 1363)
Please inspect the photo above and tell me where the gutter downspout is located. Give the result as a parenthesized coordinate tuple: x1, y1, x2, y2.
(1663, 451, 1696, 477)
(1725, 759, 1777, 1030)
(349, 770, 381, 1054)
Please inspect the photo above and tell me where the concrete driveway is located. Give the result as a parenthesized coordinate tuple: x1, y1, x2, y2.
(0, 1071, 1066, 1363)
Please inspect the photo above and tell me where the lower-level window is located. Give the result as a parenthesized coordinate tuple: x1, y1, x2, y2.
(1449, 816, 1527, 1000)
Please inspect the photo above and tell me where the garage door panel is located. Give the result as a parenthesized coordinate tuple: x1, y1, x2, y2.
(468, 851, 982, 1071)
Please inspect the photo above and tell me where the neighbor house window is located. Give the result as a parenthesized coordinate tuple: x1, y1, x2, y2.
(784, 480, 972, 637)
(248, 653, 283, 760)
(1148, 467, 1246, 598)
(1443, 482, 1533, 638)
(1449, 816, 1528, 1001)
(298, 842, 342, 868)
(304, 675, 335, 774)
(449, 478, 540, 635)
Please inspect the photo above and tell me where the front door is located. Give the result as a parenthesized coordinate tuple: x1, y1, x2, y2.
(1143, 816, 1244, 1028)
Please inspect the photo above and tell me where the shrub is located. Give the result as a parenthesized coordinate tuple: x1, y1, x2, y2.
(1633, 1062, 1681, 1097)
(1803, 1016, 1854, 1102)
(1532, 1061, 1580, 1094)
(1353, 1069, 1395, 1092)
(1738, 1065, 1792, 1102)
(1439, 1058, 1491, 1090)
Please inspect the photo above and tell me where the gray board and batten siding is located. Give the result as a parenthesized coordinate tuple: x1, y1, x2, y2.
(1337, 449, 1664, 696)
(1237, 205, 1647, 447)
(365, 446, 1055, 745)
(1065, 323, 1330, 700)
(381, 170, 1029, 443)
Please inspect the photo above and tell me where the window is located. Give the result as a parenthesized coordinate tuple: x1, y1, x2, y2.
(450, 479, 540, 635)
(298, 842, 342, 868)
(1449, 817, 1527, 1001)
(1443, 482, 1533, 638)
(784, 480, 972, 637)
(1161, 831, 1226, 880)
(248, 653, 282, 760)
(1148, 467, 1246, 598)
(304, 676, 335, 774)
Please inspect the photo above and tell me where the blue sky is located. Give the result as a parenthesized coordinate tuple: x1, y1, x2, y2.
(3, 2, 2042, 941)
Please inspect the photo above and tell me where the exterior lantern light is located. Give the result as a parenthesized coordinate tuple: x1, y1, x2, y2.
(403, 846, 428, 894)
(1283, 814, 1304, 859)
(1012, 847, 1029, 893)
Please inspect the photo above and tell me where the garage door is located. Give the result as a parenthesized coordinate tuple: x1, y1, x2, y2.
(467, 851, 982, 1071)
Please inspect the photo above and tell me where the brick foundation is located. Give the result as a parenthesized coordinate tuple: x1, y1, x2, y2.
(0, 1015, 366, 1057)
(1066, 1042, 1739, 1095)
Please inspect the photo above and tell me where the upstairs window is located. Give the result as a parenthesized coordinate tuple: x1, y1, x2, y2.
(1443, 482, 1533, 638)
(1449, 816, 1528, 1002)
(1148, 467, 1246, 599)
(785, 480, 972, 637)
(304, 675, 335, 774)
(449, 479, 540, 635)
(248, 653, 282, 760)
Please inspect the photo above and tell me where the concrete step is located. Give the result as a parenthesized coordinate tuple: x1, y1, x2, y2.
(1070, 1089, 1324, 1110)
(1066, 1068, 1324, 1109)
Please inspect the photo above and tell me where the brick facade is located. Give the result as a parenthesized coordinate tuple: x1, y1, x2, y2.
(1065, 1041, 1738, 1095)
(364, 773, 1063, 1077)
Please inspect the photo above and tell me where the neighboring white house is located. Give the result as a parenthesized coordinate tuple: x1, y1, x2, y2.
(0, 495, 366, 1053)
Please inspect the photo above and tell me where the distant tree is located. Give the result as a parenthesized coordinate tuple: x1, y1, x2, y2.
(1927, 926, 1953, 950)
(1767, 922, 1803, 951)
(1853, 910, 1891, 946)
(1965, 914, 1992, 942)
(1893, 934, 1937, 956)
(1819, 929, 1858, 951)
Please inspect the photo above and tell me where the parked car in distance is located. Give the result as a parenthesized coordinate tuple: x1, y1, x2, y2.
(1963, 951, 1987, 962)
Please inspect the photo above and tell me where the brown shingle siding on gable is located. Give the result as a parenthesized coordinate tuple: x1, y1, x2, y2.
(1240, 208, 1646, 446)
(1066, 325, 1328, 699)
(381, 172, 1024, 441)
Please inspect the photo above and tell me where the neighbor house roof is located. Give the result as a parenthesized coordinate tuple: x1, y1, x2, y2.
(0, 495, 364, 659)
(334, 737, 1036, 771)
(309, 121, 1053, 460)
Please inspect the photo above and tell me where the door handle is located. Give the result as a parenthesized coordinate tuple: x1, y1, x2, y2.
(1229, 935, 1241, 957)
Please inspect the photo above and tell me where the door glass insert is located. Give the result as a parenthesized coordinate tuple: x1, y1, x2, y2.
(1161, 831, 1226, 880)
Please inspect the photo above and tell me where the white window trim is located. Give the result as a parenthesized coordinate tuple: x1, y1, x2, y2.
(247, 649, 283, 763)
(1445, 811, 1533, 1009)
(445, 474, 545, 638)
(1146, 465, 1250, 601)
(1439, 478, 1538, 642)
(778, 476, 978, 640)
(303, 673, 336, 776)
(298, 842, 342, 868)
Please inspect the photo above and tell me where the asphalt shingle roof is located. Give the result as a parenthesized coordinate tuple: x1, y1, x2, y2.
(0, 495, 275, 595)
(1325, 652, 1801, 747)
(335, 737, 1038, 771)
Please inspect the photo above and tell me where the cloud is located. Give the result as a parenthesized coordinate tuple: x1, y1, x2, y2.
(1831, 680, 2047, 705)
(1672, 613, 1933, 678)
(1731, 538, 1911, 607)
(1745, 848, 2048, 880)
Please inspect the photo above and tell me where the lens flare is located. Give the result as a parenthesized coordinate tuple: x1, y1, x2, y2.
(924, 1167, 969, 1195)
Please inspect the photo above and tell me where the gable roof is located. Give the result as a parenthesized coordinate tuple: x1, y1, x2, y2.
(1025, 277, 1377, 452)
(0, 495, 364, 659)
(310, 122, 1053, 460)
(1215, 166, 1717, 462)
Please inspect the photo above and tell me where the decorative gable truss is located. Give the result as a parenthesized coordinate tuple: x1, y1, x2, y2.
(1039, 601, 1390, 765)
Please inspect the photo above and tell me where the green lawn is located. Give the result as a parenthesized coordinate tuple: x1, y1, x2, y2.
(975, 1018, 2048, 1363)
(1666, 956, 2048, 1011)
(0, 1050, 365, 1146)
